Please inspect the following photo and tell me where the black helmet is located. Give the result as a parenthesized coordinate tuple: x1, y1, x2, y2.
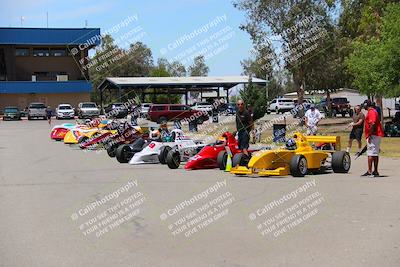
(286, 138, 297, 150)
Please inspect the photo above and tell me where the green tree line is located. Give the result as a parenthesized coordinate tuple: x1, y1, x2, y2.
(88, 35, 209, 104)
(234, 0, 400, 109)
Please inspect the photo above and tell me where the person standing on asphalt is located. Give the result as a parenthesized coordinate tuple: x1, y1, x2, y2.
(362, 101, 384, 177)
(304, 104, 322, 135)
(46, 106, 52, 125)
(347, 105, 365, 153)
(130, 103, 140, 126)
(236, 100, 252, 156)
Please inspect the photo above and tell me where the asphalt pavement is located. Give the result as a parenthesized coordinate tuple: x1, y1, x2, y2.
(0, 120, 399, 267)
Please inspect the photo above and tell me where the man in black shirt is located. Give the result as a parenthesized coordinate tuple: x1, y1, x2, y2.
(236, 100, 252, 155)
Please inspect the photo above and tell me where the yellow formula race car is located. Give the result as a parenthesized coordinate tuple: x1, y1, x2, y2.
(230, 132, 350, 177)
(63, 121, 111, 145)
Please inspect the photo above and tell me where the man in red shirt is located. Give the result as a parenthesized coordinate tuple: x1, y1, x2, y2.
(362, 101, 384, 177)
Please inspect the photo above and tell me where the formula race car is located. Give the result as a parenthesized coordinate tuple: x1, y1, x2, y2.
(78, 129, 117, 149)
(128, 129, 202, 165)
(54, 119, 110, 144)
(230, 132, 350, 177)
(115, 127, 179, 163)
(184, 132, 258, 170)
(50, 123, 76, 141)
(105, 123, 149, 157)
(163, 140, 206, 169)
(63, 127, 112, 145)
(78, 120, 138, 150)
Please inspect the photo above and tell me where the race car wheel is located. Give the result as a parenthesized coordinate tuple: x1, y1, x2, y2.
(217, 151, 227, 170)
(78, 136, 89, 144)
(166, 150, 181, 169)
(290, 155, 308, 177)
(116, 144, 132, 163)
(232, 153, 250, 167)
(158, 146, 171, 164)
(332, 151, 351, 173)
(107, 145, 117, 157)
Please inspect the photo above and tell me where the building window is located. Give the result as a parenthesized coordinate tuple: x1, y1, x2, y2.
(33, 49, 50, 57)
(50, 49, 66, 57)
(15, 48, 30, 56)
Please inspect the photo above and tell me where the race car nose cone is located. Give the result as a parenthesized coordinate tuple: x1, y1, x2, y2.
(184, 158, 199, 170)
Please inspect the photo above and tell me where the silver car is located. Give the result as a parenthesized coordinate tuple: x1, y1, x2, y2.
(28, 102, 47, 120)
(77, 102, 100, 119)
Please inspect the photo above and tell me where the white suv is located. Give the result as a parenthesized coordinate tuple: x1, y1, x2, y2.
(267, 98, 295, 114)
(56, 104, 75, 119)
(192, 102, 213, 113)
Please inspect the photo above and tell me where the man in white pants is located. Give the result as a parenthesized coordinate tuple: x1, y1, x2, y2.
(305, 104, 322, 135)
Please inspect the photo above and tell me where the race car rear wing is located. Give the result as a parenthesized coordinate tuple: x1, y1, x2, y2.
(305, 135, 341, 151)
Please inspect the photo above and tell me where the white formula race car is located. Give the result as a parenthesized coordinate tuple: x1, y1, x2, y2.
(128, 129, 204, 165)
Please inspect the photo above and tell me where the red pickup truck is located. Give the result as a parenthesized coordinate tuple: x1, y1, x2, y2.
(148, 104, 208, 123)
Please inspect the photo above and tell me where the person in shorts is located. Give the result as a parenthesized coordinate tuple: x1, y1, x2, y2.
(235, 100, 252, 155)
(347, 105, 365, 153)
(362, 101, 384, 177)
(304, 104, 322, 135)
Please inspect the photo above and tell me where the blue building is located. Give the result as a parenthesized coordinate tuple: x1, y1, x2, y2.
(0, 27, 100, 110)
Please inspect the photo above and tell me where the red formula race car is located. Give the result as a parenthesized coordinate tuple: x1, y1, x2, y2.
(50, 123, 76, 141)
(184, 132, 256, 170)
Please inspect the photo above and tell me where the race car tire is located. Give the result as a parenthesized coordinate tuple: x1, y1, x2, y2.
(332, 151, 351, 173)
(166, 150, 181, 169)
(107, 145, 117, 157)
(232, 153, 250, 167)
(290, 154, 308, 177)
(217, 151, 227, 170)
(78, 136, 89, 144)
(158, 146, 171, 164)
(116, 144, 131, 163)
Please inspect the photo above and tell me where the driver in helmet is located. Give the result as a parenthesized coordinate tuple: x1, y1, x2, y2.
(286, 138, 297, 150)
(159, 123, 171, 141)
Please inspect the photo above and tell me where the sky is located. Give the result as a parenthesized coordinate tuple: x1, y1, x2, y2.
(0, 0, 254, 76)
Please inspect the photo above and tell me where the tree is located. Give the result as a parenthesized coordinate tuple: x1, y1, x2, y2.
(168, 61, 186, 77)
(89, 35, 124, 103)
(120, 42, 153, 77)
(240, 77, 267, 121)
(234, 0, 337, 104)
(188, 55, 209, 101)
(346, 3, 400, 98)
(188, 55, 209, 76)
(146, 58, 182, 104)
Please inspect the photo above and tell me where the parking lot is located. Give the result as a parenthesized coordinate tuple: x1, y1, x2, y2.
(0, 120, 399, 267)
